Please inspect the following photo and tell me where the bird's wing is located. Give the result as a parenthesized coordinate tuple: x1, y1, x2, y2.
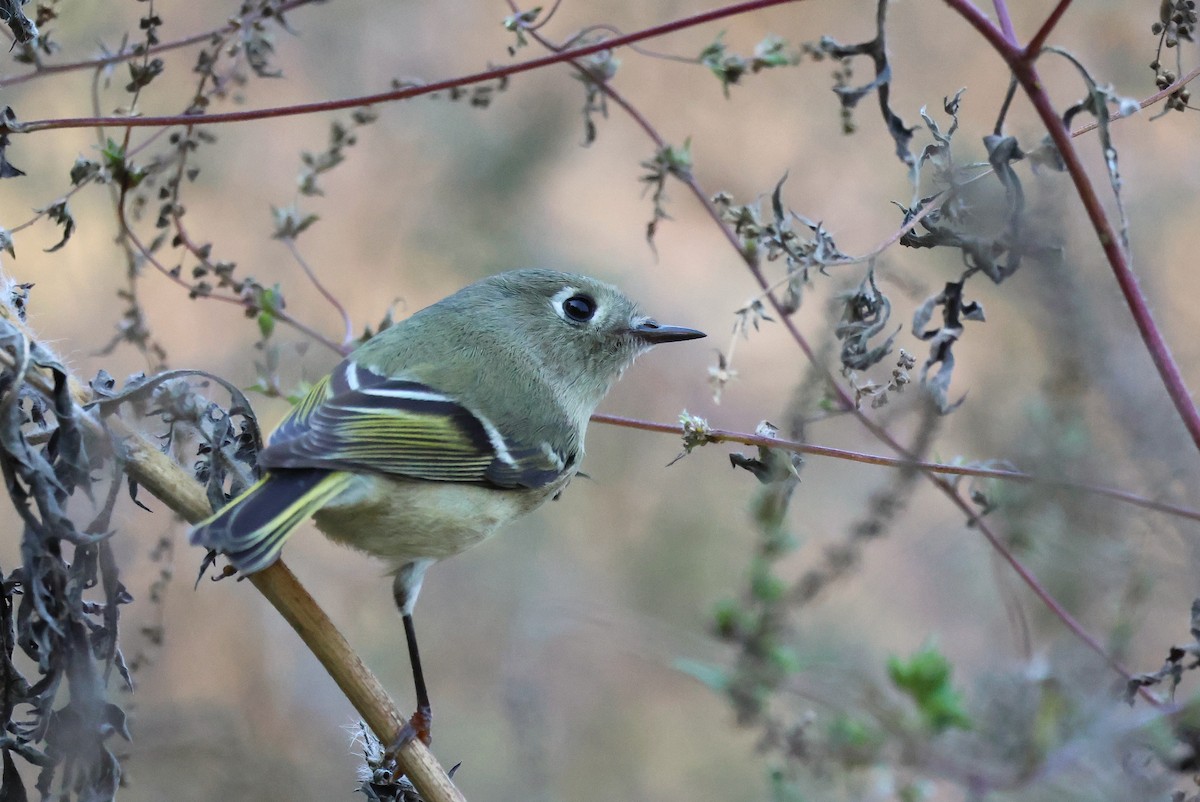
(260, 361, 571, 489)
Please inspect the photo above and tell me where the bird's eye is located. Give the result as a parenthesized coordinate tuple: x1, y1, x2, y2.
(562, 294, 596, 322)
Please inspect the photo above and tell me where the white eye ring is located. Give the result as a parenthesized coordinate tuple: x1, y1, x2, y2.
(562, 294, 596, 322)
(550, 286, 601, 324)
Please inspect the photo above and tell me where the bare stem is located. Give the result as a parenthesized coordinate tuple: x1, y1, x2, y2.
(1070, 63, 1200, 136)
(248, 562, 463, 801)
(935, 471, 1145, 690)
(114, 197, 345, 355)
(1025, 0, 1075, 58)
(0, 314, 466, 799)
(946, 0, 1200, 454)
(593, 412, 1200, 525)
(0, 0, 323, 90)
(991, 0, 1018, 43)
(10, 0, 802, 134)
(282, 237, 356, 351)
(508, 5, 1159, 694)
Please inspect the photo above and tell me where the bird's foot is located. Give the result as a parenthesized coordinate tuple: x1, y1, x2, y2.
(409, 704, 432, 747)
(380, 714, 430, 777)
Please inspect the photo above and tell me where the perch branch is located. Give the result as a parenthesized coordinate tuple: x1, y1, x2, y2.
(0, 313, 465, 802)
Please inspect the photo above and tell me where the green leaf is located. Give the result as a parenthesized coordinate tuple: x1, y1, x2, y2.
(712, 597, 745, 637)
(751, 562, 787, 601)
(752, 35, 797, 70)
(768, 768, 807, 802)
(887, 643, 972, 733)
(259, 284, 282, 314)
(257, 310, 275, 340)
(100, 138, 146, 189)
(254, 284, 284, 340)
(699, 32, 747, 97)
(766, 643, 802, 674)
(502, 6, 541, 50)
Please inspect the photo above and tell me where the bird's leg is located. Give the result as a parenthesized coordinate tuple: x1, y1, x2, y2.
(402, 612, 432, 745)
(393, 561, 434, 746)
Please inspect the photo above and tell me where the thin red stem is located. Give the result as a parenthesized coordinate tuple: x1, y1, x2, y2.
(1025, 0, 1075, 58)
(11, 0, 801, 134)
(946, 0, 1200, 454)
(1018, 76, 1200, 452)
(1071, 64, 1200, 136)
(531, 5, 1160, 697)
(592, 413, 1151, 699)
(991, 0, 1018, 44)
(0, 0, 322, 90)
(282, 238, 355, 351)
(937, 474, 1144, 690)
(946, 1, 1021, 58)
(118, 202, 344, 355)
(592, 412, 1200, 524)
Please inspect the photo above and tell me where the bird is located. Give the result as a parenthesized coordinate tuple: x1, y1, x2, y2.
(189, 268, 705, 744)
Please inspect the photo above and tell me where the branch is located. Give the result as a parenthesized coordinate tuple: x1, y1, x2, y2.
(508, 10, 1157, 696)
(990, 0, 1019, 44)
(0, 316, 465, 802)
(946, 0, 1200, 455)
(946, 1, 1021, 59)
(1025, 0, 1074, 58)
(592, 413, 1200, 525)
(115, 197, 345, 356)
(0, 0, 323, 90)
(1070, 63, 1200, 136)
(7, 0, 802, 134)
(281, 237, 356, 350)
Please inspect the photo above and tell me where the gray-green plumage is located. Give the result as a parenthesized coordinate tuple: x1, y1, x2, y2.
(191, 269, 705, 608)
(348, 268, 634, 468)
(189, 268, 704, 743)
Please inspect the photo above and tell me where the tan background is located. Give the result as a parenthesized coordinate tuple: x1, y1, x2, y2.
(1, 1, 1199, 799)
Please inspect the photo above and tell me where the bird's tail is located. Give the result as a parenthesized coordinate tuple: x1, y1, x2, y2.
(189, 469, 356, 574)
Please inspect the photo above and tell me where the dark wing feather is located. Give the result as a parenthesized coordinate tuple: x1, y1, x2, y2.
(260, 361, 569, 489)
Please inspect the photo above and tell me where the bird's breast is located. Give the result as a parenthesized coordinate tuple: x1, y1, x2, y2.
(311, 472, 570, 567)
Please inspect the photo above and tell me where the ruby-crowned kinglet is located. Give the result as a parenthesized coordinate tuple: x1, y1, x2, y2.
(190, 268, 704, 741)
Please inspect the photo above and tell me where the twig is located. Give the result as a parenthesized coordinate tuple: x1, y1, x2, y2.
(0, 317, 466, 802)
(509, 6, 1161, 699)
(1070, 64, 1200, 136)
(949, 1, 1200, 453)
(1025, 0, 1075, 58)
(116, 204, 345, 355)
(0, 0, 323, 90)
(282, 238, 355, 350)
(991, 0, 1019, 43)
(8, 0, 803, 134)
(592, 412, 1200, 525)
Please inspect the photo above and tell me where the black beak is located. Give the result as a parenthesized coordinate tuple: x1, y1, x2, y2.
(633, 320, 706, 344)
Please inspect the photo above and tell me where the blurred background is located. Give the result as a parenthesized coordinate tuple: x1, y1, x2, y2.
(1, 0, 1199, 799)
